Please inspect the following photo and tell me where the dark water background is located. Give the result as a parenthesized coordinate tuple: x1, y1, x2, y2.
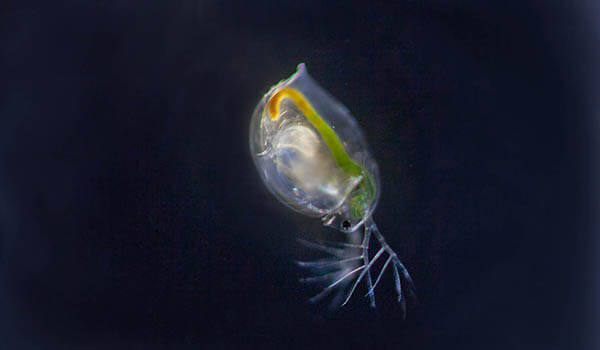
(1, 1, 597, 349)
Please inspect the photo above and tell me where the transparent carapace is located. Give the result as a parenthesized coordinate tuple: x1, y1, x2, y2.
(250, 64, 414, 310)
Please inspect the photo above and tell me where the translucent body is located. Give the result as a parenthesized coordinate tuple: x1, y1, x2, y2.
(249, 64, 414, 310)
(250, 64, 380, 231)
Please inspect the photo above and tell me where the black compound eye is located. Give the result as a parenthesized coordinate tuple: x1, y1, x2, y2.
(341, 220, 351, 230)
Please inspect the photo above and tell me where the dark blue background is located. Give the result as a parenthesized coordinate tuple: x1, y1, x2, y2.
(1, 1, 597, 348)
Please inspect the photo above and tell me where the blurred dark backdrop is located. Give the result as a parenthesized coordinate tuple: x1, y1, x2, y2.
(1, 1, 598, 349)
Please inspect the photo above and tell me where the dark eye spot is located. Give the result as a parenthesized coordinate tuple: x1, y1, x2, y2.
(342, 220, 351, 230)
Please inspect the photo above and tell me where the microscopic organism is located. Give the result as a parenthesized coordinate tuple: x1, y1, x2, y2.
(249, 64, 414, 310)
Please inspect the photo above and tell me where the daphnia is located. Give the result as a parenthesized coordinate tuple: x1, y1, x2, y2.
(249, 64, 414, 310)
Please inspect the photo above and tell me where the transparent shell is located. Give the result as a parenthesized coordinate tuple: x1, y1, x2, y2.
(249, 64, 380, 231)
(249, 65, 414, 310)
